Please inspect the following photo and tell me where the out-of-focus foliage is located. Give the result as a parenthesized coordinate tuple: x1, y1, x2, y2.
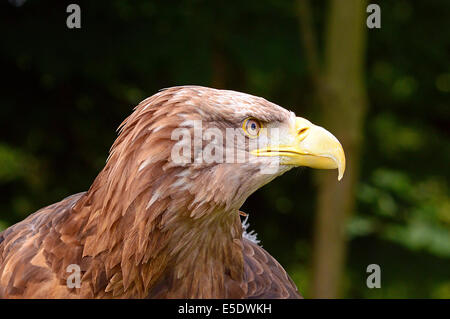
(0, 0, 448, 298)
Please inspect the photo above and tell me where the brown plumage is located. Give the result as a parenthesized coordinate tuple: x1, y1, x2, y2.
(0, 86, 345, 298)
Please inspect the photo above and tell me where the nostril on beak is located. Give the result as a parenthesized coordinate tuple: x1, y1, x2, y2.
(297, 127, 308, 136)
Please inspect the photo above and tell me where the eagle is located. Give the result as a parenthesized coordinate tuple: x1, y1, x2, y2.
(0, 86, 345, 298)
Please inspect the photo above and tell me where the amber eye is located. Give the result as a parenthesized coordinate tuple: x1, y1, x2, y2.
(242, 118, 262, 138)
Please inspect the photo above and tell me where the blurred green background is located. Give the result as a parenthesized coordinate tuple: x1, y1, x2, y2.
(1, 0, 449, 298)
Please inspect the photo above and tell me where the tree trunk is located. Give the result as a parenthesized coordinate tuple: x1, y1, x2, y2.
(299, 0, 368, 298)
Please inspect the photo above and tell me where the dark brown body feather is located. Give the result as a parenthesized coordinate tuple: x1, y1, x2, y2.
(0, 193, 300, 298)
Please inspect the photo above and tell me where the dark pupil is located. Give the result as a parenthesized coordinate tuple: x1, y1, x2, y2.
(251, 123, 256, 130)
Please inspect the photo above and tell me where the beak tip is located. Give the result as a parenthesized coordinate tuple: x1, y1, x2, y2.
(337, 162, 345, 181)
(337, 157, 345, 181)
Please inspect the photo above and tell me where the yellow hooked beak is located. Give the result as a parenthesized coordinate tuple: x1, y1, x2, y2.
(252, 117, 346, 181)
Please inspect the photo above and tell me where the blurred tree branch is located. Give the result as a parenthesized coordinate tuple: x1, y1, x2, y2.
(297, 0, 368, 298)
